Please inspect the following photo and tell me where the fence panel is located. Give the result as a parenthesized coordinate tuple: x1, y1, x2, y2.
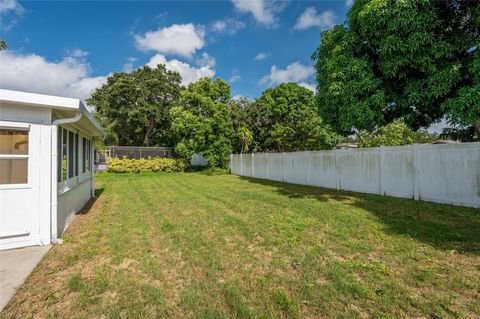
(416, 143, 480, 207)
(231, 142, 480, 208)
(307, 151, 337, 189)
(383, 146, 414, 198)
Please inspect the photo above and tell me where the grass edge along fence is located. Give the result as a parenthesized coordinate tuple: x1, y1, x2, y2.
(230, 142, 480, 208)
(107, 157, 188, 173)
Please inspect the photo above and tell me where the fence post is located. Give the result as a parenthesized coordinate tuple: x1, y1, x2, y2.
(252, 153, 255, 178)
(240, 153, 243, 176)
(230, 154, 233, 172)
(282, 152, 286, 182)
(379, 146, 385, 195)
(412, 144, 420, 200)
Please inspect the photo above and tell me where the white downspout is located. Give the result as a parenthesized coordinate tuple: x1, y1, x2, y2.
(50, 112, 82, 243)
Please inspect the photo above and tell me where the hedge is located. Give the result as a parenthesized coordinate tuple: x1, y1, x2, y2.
(107, 157, 188, 173)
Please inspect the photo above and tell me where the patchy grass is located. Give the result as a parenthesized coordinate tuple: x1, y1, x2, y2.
(2, 172, 479, 318)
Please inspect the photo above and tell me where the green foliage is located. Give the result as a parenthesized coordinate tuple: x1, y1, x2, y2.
(314, 0, 480, 134)
(313, 25, 385, 133)
(88, 65, 182, 146)
(170, 77, 234, 167)
(199, 167, 230, 175)
(0, 40, 7, 50)
(411, 129, 439, 144)
(245, 83, 339, 152)
(357, 120, 413, 148)
(237, 126, 253, 153)
(107, 157, 188, 173)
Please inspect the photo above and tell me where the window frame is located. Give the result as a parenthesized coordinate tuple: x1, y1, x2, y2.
(57, 126, 93, 194)
(0, 122, 30, 189)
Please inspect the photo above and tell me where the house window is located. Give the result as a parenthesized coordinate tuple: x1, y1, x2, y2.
(0, 129, 29, 184)
(62, 128, 68, 181)
(58, 127, 82, 183)
(57, 127, 62, 182)
(74, 134, 79, 177)
(82, 138, 89, 173)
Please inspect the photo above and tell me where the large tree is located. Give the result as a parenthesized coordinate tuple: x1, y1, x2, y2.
(170, 77, 234, 167)
(246, 83, 339, 152)
(314, 0, 480, 137)
(88, 65, 182, 146)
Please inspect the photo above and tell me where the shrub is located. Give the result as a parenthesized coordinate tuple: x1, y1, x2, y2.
(107, 157, 188, 173)
(199, 167, 230, 175)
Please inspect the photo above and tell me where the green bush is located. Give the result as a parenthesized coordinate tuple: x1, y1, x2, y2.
(199, 167, 230, 175)
(107, 157, 188, 173)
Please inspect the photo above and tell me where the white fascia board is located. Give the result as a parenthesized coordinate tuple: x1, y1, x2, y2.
(0, 89, 81, 110)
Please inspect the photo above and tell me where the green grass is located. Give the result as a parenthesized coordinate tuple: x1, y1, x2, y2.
(2, 172, 479, 318)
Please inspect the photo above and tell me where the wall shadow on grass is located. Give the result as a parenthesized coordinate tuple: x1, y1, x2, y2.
(239, 176, 480, 255)
(76, 187, 105, 215)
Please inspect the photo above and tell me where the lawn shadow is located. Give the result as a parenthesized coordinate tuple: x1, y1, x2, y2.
(239, 176, 480, 255)
(239, 176, 352, 203)
(76, 187, 105, 215)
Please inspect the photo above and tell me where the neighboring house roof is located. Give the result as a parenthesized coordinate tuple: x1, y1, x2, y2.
(0, 89, 104, 137)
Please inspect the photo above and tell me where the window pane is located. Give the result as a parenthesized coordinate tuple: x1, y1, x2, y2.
(86, 140, 90, 171)
(82, 138, 87, 173)
(68, 131, 74, 178)
(57, 127, 62, 182)
(74, 133, 78, 177)
(0, 159, 28, 184)
(62, 129, 67, 181)
(0, 129, 28, 155)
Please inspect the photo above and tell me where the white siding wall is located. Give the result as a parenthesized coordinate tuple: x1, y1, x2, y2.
(57, 178, 92, 235)
(231, 143, 480, 208)
(0, 103, 52, 250)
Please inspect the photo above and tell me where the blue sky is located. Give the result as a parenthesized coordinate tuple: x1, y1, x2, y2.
(0, 0, 351, 101)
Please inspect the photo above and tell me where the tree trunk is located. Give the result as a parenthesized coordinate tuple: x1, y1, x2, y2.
(474, 119, 480, 140)
(144, 119, 156, 146)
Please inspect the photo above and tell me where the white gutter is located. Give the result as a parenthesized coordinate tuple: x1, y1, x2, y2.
(50, 112, 82, 243)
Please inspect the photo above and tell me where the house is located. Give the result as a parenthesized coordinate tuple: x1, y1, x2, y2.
(0, 89, 103, 250)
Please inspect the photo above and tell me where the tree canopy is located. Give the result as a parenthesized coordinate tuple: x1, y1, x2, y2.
(88, 65, 182, 146)
(170, 77, 235, 167)
(244, 83, 338, 152)
(314, 0, 480, 138)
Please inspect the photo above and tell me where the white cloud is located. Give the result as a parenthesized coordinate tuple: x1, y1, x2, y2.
(211, 18, 246, 35)
(0, 0, 23, 15)
(0, 51, 107, 101)
(295, 7, 337, 31)
(259, 61, 315, 86)
(0, 0, 24, 32)
(298, 82, 316, 92)
(345, 0, 354, 7)
(254, 52, 270, 61)
(122, 57, 138, 72)
(231, 0, 285, 27)
(134, 23, 205, 58)
(147, 53, 215, 86)
(68, 49, 89, 58)
(196, 52, 216, 68)
(229, 75, 241, 83)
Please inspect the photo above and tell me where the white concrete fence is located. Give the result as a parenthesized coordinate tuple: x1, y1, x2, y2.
(230, 143, 480, 208)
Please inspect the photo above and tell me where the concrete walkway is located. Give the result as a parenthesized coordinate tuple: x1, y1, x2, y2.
(0, 245, 51, 311)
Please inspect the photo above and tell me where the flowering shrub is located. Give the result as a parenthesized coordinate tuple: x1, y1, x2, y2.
(107, 157, 188, 173)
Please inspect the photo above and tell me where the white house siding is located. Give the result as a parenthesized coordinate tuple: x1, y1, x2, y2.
(57, 178, 92, 236)
(230, 143, 480, 208)
(1, 90, 101, 250)
(0, 103, 52, 250)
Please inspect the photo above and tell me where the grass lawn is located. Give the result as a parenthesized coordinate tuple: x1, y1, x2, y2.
(2, 172, 479, 318)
